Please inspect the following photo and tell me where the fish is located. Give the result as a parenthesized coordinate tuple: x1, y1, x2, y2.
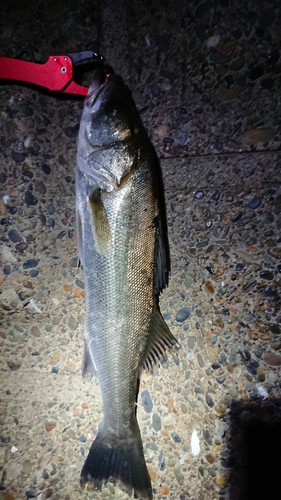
(76, 68, 179, 499)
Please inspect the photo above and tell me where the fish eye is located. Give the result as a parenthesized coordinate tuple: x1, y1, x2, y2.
(105, 98, 124, 116)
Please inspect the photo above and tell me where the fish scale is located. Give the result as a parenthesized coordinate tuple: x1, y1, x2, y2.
(82, 171, 155, 429)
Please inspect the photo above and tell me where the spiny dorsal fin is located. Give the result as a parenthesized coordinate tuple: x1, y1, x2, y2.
(154, 214, 170, 293)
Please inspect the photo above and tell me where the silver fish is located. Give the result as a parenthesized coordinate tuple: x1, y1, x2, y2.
(76, 69, 178, 499)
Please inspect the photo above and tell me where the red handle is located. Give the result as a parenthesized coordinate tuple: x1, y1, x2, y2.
(0, 55, 88, 95)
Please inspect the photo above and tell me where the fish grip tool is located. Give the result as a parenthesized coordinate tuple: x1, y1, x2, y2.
(0, 50, 109, 96)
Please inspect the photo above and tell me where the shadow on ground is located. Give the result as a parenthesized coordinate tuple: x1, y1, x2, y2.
(227, 398, 281, 500)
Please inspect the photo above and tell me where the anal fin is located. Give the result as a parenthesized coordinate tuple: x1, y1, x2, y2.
(82, 340, 96, 377)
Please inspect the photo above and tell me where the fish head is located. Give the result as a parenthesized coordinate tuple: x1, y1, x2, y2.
(77, 69, 144, 190)
(84, 70, 139, 146)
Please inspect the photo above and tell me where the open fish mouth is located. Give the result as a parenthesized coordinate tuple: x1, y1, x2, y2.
(85, 69, 112, 110)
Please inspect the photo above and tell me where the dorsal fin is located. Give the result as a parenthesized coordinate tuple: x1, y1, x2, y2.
(142, 302, 180, 371)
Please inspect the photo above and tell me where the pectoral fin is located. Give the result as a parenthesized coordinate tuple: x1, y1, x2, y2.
(89, 189, 112, 256)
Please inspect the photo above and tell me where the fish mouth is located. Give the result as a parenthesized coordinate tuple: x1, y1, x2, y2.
(85, 69, 112, 110)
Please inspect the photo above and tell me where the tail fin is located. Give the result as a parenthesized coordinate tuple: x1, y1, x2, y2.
(80, 431, 152, 499)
